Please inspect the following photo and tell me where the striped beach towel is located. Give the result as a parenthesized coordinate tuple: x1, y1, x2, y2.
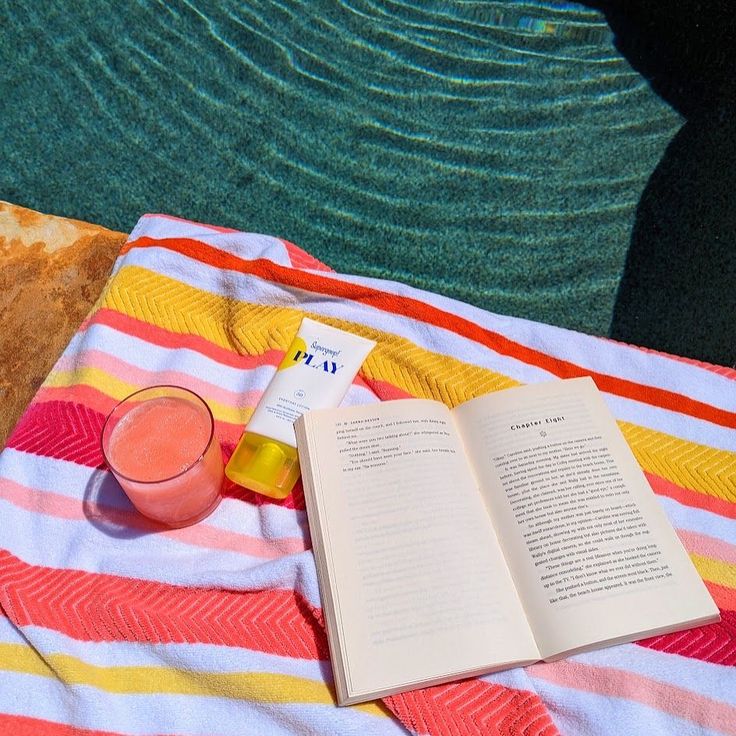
(1, 213, 734, 735)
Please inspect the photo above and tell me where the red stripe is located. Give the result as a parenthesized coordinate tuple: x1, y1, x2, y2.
(140, 214, 331, 271)
(0, 550, 327, 659)
(705, 581, 736, 612)
(22, 403, 719, 520)
(385, 678, 559, 736)
(7, 401, 106, 468)
(0, 714, 133, 736)
(362, 377, 415, 402)
(646, 472, 736, 519)
(33, 386, 246, 448)
(122, 236, 736, 429)
(638, 609, 736, 665)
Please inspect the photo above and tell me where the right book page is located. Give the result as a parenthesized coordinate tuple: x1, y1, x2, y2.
(452, 376, 720, 660)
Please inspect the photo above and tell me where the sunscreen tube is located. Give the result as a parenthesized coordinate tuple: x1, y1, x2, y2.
(225, 317, 376, 498)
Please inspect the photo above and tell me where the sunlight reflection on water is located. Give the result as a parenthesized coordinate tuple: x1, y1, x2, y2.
(1, 0, 680, 336)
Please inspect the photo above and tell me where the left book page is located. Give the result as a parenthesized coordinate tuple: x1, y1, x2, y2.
(295, 399, 539, 706)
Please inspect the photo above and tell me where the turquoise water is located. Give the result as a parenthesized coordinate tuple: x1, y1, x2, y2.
(1, 1, 681, 338)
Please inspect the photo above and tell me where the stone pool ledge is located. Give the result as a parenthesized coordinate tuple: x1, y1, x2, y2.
(0, 201, 126, 446)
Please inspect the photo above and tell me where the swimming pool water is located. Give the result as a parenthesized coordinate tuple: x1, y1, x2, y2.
(0, 1, 681, 338)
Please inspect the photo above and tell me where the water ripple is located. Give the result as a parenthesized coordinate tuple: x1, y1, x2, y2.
(1, 0, 682, 336)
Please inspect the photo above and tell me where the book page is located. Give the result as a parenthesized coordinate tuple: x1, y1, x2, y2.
(296, 399, 539, 704)
(453, 377, 718, 659)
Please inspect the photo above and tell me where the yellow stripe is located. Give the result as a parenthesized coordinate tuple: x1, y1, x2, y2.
(45, 369, 137, 406)
(101, 265, 519, 404)
(621, 423, 736, 504)
(0, 643, 388, 717)
(0, 642, 50, 678)
(98, 266, 734, 499)
(691, 554, 736, 590)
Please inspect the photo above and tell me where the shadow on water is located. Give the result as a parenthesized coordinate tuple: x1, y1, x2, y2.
(585, 1, 736, 366)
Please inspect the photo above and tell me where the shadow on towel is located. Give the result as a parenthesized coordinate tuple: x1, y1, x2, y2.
(83, 471, 171, 540)
(586, 0, 736, 367)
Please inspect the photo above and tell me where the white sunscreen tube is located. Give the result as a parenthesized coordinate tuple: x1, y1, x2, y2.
(225, 317, 376, 498)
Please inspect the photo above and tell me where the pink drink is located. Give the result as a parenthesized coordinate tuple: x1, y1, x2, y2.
(102, 387, 224, 527)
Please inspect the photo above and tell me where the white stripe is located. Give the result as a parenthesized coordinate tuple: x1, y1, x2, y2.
(604, 393, 735, 451)
(479, 664, 543, 692)
(60, 322, 278, 393)
(61, 318, 380, 408)
(288, 267, 736, 408)
(0, 614, 25, 645)
(1, 622, 331, 677)
(659, 496, 736, 542)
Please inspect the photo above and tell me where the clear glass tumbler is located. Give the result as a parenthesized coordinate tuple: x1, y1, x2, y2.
(101, 385, 224, 528)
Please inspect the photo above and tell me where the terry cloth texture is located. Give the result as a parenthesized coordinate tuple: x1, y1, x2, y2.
(0, 213, 734, 736)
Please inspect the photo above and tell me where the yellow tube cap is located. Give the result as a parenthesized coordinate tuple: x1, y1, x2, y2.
(225, 432, 301, 499)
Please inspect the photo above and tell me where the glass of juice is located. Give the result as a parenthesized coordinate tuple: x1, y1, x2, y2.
(101, 385, 224, 528)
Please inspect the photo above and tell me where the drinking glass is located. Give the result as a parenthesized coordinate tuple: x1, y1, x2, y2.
(101, 385, 224, 527)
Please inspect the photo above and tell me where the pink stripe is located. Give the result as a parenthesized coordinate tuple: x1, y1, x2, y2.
(529, 660, 736, 734)
(53, 349, 261, 412)
(0, 478, 80, 521)
(678, 529, 736, 565)
(83, 308, 286, 371)
(0, 477, 307, 558)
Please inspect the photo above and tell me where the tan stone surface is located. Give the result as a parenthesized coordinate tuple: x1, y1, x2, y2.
(0, 202, 127, 447)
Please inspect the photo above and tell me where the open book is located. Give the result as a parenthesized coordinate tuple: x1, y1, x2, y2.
(294, 376, 719, 706)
